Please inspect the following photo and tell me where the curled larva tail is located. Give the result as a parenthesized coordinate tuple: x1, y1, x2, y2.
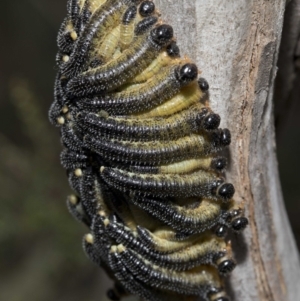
(49, 1, 248, 300)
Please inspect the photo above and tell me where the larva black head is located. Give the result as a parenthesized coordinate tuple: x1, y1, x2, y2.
(135, 16, 158, 35)
(217, 259, 236, 275)
(107, 289, 120, 301)
(122, 5, 137, 24)
(217, 183, 235, 200)
(221, 128, 231, 145)
(139, 1, 155, 17)
(215, 225, 228, 237)
(231, 216, 248, 232)
(203, 113, 221, 130)
(175, 63, 198, 85)
(212, 129, 231, 147)
(150, 24, 174, 46)
(230, 209, 240, 218)
(198, 77, 210, 92)
(166, 41, 180, 58)
(211, 157, 227, 171)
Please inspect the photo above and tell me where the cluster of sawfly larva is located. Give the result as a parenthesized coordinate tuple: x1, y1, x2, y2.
(49, 0, 248, 300)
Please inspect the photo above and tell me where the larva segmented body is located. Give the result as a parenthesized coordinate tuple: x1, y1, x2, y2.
(76, 103, 221, 142)
(49, 1, 248, 300)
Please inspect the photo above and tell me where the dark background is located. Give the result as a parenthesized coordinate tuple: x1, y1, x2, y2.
(0, 1, 299, 301)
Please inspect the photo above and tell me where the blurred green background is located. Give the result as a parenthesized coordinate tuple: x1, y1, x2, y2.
(0, 1, 115, 301)
(0, 1, 299, 301)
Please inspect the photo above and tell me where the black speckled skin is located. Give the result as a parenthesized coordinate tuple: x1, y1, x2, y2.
(49, 1, 248, 301)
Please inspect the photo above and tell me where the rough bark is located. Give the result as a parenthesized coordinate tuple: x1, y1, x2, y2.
(154, 0, 300, 300)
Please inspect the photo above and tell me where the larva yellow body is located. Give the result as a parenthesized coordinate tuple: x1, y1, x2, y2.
(95, 25, 121, 61)
(136, 82, 204, 118)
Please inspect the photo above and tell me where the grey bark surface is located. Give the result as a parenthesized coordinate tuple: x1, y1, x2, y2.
(154, 0, 300, 300)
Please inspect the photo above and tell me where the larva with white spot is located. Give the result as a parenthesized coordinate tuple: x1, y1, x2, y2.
(49, 1, 248, 301)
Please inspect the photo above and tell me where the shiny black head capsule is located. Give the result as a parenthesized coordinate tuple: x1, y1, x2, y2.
(139, 1, 155, 17)
(203, 113, 221, 130)
(211, 157, 227, 171)
(218, 259, 236, 275)
(218, 183, 235, 200)
(166, 41, 180, 57)
(231, 217, 248, 232)
(176, 63, 198, 84)
(198, 77, 209, 91)
(220, 128, 231, 145)
(215, 225, 228, 237)
(151, 24, 174, 46)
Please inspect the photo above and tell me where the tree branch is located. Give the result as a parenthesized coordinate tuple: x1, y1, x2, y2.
(155, 1, 300, 300)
